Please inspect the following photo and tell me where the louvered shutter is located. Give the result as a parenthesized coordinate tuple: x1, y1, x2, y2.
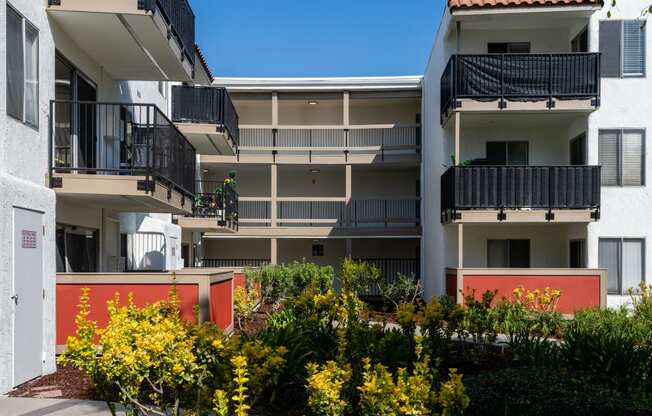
(622, 239, 644, 293)
(600, 20, 623, 77)
(622, 130, 644, 186)
(623, 20, 646, 76)
(599, 239, 621, 294)
(599, 130, 620, 185)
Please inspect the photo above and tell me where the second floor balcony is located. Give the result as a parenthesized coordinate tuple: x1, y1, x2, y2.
(49, 100, 196, 214)
(177, 183, 239, 233)
(440, 53, 601, 123)
(441, 165, 601, 223)
(172, 86, 240, 156)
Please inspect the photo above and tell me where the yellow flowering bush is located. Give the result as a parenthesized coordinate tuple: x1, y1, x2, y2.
(512, 286, 562, 312)
(306, 361, 352, 416)
(59, 288, 203, 416)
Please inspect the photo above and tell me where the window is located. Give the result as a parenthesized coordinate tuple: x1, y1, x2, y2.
(487, 239, 530, 268)
(486, 141, 528, 165)
(572, 26, 589, 52)
(570, 240, 587, 268)
(56, 224, 99, 273)
(599, 129, 645, 186)
(600, 20, 646, 77)
(487, 42, 531, 54)
(599, 238, 645, 294)
(6, 5, 38, 127)
(312, 244, 324, 257)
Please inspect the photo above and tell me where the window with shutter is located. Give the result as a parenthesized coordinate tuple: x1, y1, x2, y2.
(600, 20, 646, 78)
(599, 129, 644, 186)
(600, 238, 645, 294)
(623, 20, 646, 76)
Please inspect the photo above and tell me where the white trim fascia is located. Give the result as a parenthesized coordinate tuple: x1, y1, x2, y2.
(202, 235, 422, 239)
(212, 76, 423, 92)
(451, 4, 601, 17)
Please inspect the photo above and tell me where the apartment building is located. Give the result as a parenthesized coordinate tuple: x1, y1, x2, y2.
(422, 0, 649, 305)
(1, 0, 211, 393)
(173, 77, 423, 289)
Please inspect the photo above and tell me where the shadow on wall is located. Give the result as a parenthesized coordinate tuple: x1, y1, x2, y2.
(139, 250, 166, 271)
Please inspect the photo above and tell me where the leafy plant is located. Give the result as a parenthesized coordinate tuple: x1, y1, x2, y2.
(234, 286, 258, 330)
(460, 289, 498, 350)
(339, 257, 380, 294)
(59, 288, 202, 416)
(306, 361, 352, 416)
(377, 272, 424, 309)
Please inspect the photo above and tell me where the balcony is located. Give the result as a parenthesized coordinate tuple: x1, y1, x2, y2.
(177, 183, 239, 233)
(199, 125, 421, 164)
(441, 165, 601, 223)
(440, 53, 601, 123)
(47, 0, 195, 81)
(172, 86, 239, 156)
(49, 100, 196, 214)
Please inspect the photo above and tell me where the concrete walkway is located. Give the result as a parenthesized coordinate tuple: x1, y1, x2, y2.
(0, 398, 125, 416)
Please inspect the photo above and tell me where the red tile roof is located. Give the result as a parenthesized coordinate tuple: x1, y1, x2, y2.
(449, 0, 601, 10)
(195, 44, 214, 82)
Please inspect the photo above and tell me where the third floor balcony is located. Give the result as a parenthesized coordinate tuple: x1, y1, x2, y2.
(48, 0, 196, 82)
(440, 53, 601, 124)
(172, 86, 240, 156)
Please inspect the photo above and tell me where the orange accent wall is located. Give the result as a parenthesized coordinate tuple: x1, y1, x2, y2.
(210, 279, 233, 331)
(56, 284, 199, 345)
(233, 272, 245, 290)
(462, 274, 601, 313)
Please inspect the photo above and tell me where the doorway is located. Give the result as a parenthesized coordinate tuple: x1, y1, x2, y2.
(13, 207, 44, 386)
(55, 54, 97, 171)
(570, 133, 587, 165)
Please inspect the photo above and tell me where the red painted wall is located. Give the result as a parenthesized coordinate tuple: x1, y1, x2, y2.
(462, 274, 601, 313)
(446, 273, 457, 298)
(210, 279, 233, 331)
(56, 284, 199, 345)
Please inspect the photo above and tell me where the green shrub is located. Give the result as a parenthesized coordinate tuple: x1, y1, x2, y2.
(339, 257, 380, 293)
(246, 261, 334, 305)
(560, 308, 652, 387)
(465, 367, 652, 416)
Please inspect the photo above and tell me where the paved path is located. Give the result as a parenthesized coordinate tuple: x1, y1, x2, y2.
(0, 398, 125, 416)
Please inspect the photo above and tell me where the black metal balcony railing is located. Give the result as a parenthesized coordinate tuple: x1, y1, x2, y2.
(172, 86, 240, 147)
(353, 258, 420, 297)
(49, 100, 196, 197)
(441, 165, 601, 219)
(440, 53, 601, 120)
(141, 0, 195, 66)
(192, 184, 239, 229)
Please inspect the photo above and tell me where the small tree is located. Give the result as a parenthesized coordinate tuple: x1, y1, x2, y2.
(339, 257, 380, 294)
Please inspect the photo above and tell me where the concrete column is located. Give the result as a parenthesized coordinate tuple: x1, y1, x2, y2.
(271, 164, 278, 227)
(343, 91, 350, 128)
(271, 238, 278, 265)
(457, 223, 464, 269)
(454, 112, 461, 165)
(272, 92, 279, 128)
(345, 164, 352, 227)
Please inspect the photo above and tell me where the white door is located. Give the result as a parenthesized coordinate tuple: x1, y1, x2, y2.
(13, 207, 44, 386)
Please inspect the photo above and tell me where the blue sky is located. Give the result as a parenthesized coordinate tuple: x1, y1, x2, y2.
(191, 0, 443, 78)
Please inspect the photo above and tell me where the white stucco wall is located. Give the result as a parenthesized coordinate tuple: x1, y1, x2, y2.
(586, 2, 652, 305)
(0, 0, 57, 393)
